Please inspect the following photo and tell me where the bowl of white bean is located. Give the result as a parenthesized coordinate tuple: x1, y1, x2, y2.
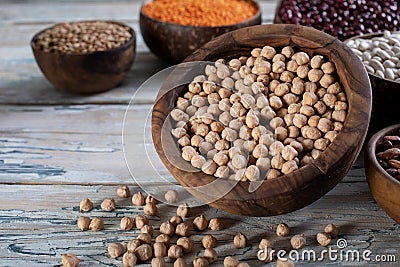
(152, 24, 372, 216)
(345, 31, 400, 134)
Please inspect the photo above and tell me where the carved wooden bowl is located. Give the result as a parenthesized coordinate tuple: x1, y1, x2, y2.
(152, 24, 372, 216)
(365, 124, 400, 224)
(345, 32, 400, 135)
(31, 20, 136, 94)
(139, 0, 261, 64)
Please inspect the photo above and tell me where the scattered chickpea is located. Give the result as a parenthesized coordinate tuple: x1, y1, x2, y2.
(160, 221, 175, 236)
(174, 258, 188, 267)
(138, 233, 152, 244)
(202, 235, 217, 249)
(237, 263, 251, 267)
(108, 242, 125, 259)
(259, 238, 273, 250)
(224, 256, 239, 267)
(203, 248, 218, 263)
(170, 215, 183, 227)
(153, 242, 167, 257)
(62, 253, 80, 267)
(168, 245, 183, 260)
(155, 234, 171, 247)
(141, 224, 153, 235)
(291, 234, 306, 250)
(120, 216, 135, 230)
(117, 186, 131, 198)
(89, 217, 104, 231)
(209, 218, 223, 231)
(175, 222, 191, 237)
(79, 198, 93, 212)
(233, 232, 247, 248)
(276, 223, 290, 237)
(151, 257, 165, 267)
(122, 251, 137, 267)
(132, 192, 145, 206)
(135, 215, 149, 229)
(164, 190, 179, 203)
(193, 214, 208, 231)
(277, 258, 295, 267)
(317, 232, 332, 246)
(144, 201, 157, 216)
(135, 244, 153, 261)
(77, 216, 91, 231)
(127, 239, 141, 252)
(177, 203, 191, 218)
(177, 237, 194, 253)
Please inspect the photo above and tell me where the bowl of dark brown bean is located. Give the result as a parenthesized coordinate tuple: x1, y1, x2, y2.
(31, 20, 136, 94)
(365, 124, 400, 223)
(345, 31, 400, 134)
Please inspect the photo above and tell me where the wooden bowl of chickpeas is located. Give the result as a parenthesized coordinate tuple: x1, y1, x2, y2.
(152, 24, 372, 216)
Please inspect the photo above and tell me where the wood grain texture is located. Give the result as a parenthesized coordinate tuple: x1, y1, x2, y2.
(0, 183, 399, 267)
(153, 24, 372, 216)
(365, 124, 400, 224)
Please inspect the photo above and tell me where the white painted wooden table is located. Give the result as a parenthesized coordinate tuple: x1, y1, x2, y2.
(0, 1, 399, 266)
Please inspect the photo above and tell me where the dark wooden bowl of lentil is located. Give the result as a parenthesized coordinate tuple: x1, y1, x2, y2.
(365, 124, 400, 224)
(152, 24, 372, 216)
(30, 20, 136, 94)
(139, 0, 261, 64)
(344, 32, 400, 136)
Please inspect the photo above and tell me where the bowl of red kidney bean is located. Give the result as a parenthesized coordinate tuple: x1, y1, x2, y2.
(275, 0, 399, 41)
(365, 124, 400, 223)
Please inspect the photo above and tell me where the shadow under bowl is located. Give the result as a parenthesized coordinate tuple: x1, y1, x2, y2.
(152, 24, 372, 216)
(365, 124, 400, 224)
(139, 0, 261, 64)
(31, 20, 136, 94)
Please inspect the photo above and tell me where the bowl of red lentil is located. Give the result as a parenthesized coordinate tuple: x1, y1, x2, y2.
(152, 24, 372, 216)
(365, 124, 400, 224)
(31, 20, 136, 94)
(140, 0, 261, 64)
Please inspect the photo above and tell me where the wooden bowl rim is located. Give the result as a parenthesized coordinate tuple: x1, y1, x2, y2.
(153, 24, 371, 197)
(30, 20, 136, 56)
(367, 123, 400, 186)
(139, 0, 261, 29)
(344, 31, 400, 84)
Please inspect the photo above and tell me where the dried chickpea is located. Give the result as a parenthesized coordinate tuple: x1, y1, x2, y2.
(155, 234, 171, 247)
(308, 69, 323, 82)
(160, 221, 175, 236)
(291, 234, 306, 250)
(144, 201, 157, 216)
(62, 254, 80, 267)
(234, 232, 247, 248)
(79, 198, 93, 212)
(168, 245, 183, 260)
(177, 237, 194, 253)
(77, 216, 91, 231)
(277, 258, 295, 267)
(89, 217, 104, 231)
(165, 190, 179, 203)
(321, 62, 335, 74)
(317, 232, 332, 246)
(293, 52, 310, 65)
(193, 214, 208, 231)
(176, 222, 191, 237)
(135, 215, 149, 229)
(151, 257, 165, 267)
(170, 215, 183, 227)
(135, 244, 153, 261)
(127, 239, 141, 252)
(174, 258, 188, 267)
(141, 225, 153, 235)
(259, 238, 273, 250)
(245, 165, 260, 181)
(202, 160, 218, 174)
(203, 248, 217, 263)
(177, 203, 190, 218)
(193, 257, 210, 267)
(202, 235, 217, 248)
(276, 223, 290, 237)
(138, 233, 152, 244)
(108, 242, 125, 259)
(238, 263, 250, 267)
(224, 256, 239, 267)
(123, 251, 137, 267)
(209, 218, 223, 230)
(121, 216, 135, 230)
(117, 186, 131, 198)
(132, 192, 145, 206)
(153, 242, 167, 257)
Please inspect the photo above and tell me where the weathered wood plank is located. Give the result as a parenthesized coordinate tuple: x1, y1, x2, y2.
(0, 183, 398, 266)
(0, 104, 366, 185)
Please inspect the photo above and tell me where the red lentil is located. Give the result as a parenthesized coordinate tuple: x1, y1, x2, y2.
(142, 0, 258, 27)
